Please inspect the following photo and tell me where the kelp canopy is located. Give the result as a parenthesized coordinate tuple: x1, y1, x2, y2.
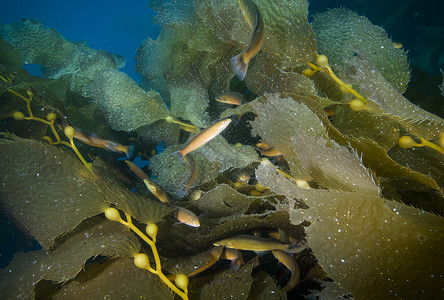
(0, 0, 443, 299)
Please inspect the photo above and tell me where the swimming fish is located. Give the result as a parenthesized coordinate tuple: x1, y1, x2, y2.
(256, 142, 272, 150)
(143, 178, 171, 204)
(216, 92, 244, 106)
(272, 250, 301, 292)
(186, 246, 224, 277)
(260, 148, 282, 157)
(58, 120, 133, 157)
(220, 248, 243, 271)
(125, 160, 149, 180)
(231, 0, 265, 80)
(174, 118, 232, 159)
(214, 235, 289, 252)
(178, 154, 198, 197)
(393, 41, 403, 49)
(174, 206, 200, 227)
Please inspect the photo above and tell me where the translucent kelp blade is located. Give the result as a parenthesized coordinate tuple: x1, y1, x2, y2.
(256, 162, 444, 299)
(53, 258, 172, 300)
(313, 8, 410, 93)
(195, 0, 317, 67)
(149, 135, 259, 198)
(339, 55, 444, 139)
(290, 131, 380, 194)
(169, 79, 211, 128)
(0, 219, 140, 299)
(249, 93, 328, 180)
(0, 20, 168, 132)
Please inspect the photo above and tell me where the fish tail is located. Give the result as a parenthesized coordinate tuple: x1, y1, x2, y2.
(173, 150, 185, 160)
(230, 52, 249, 80)
(231, 114, 244, 126)
(124, 145, 135, 158)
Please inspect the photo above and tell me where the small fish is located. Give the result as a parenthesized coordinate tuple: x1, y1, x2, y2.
(237, 171, 251, 183)
(260, 148, 282, 157)
(174, 206, 200, 227)
(143, 178, 171, 203)
(190, 190, 202, 201)
(325, 107, 335, 117)
(186, 247, 224, 277)
(214, 235, 289, 252)
(220, 248, 243, 271)
(272, 250, 301, 292)
(125, 160, 149, 180)
(256, 142, 272, 150)
(58, 120, 133, 157)
(393, 41, 403, 49)
(174, 118, 232, 159)
(216, 92, 244, 105)
(231, 0, 265, 80)
(178, 154, 198, 197)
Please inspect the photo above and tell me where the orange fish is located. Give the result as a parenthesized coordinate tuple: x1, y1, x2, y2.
(174, 118, 232, 159)
(393, 42, 403, 49)
(260, 148, 282, 157)
(58, 120, 133, 157)
(231, 0, 265, 80)
(143, 178, 171, 204)
(216, 92, 244, 105)
(272, 250, 300, 292)
(174, 206, 200, 227)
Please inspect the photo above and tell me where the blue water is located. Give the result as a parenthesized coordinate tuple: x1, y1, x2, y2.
(0, 0, 160, 81)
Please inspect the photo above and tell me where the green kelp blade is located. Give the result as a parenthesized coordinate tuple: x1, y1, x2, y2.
(0, 135, 173, 249)
(256, 161, 444, 299)
(313, 8, 410, 93)
(53, 258, 172, 300)
(198, 257, 258, 300)
(0, 136, 108, 249)
(0, 219, 140, 299)
(247, 270, 287, 299)
(149, 135, 259, 199)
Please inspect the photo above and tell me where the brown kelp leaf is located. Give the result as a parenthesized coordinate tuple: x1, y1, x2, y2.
(319, 111, 442, 192)
(339, 55, 444, 140)
(199, 257, 258, 299)
(53, 257, 171, 300)
(193, 184, 258, 219)
(330, 106, 401, 151)
(0, 136, 107, 249)
(388, 144, 444, 189)
(247, 270, 287, 300)
(0, 219, 140, 299)
(0, 136, 174, 249)
(256, 162, 444, 299)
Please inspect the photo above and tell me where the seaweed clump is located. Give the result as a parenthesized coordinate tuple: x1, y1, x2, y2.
(0, 0, 444, 299)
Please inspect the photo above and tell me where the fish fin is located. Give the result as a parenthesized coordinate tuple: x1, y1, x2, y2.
(286, 243, 309, 254)
(254, 250, 270, 255)
(231, 258, 242, 271)
(124, 145, 135, 158)
(230, 52, 248, 80)
(173, 150, 185, 160)
(176, 188, 188, 198)
(231, 114, 244, 126)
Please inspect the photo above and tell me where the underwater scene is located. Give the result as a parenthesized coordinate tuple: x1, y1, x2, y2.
(0, 0, 444, 299)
